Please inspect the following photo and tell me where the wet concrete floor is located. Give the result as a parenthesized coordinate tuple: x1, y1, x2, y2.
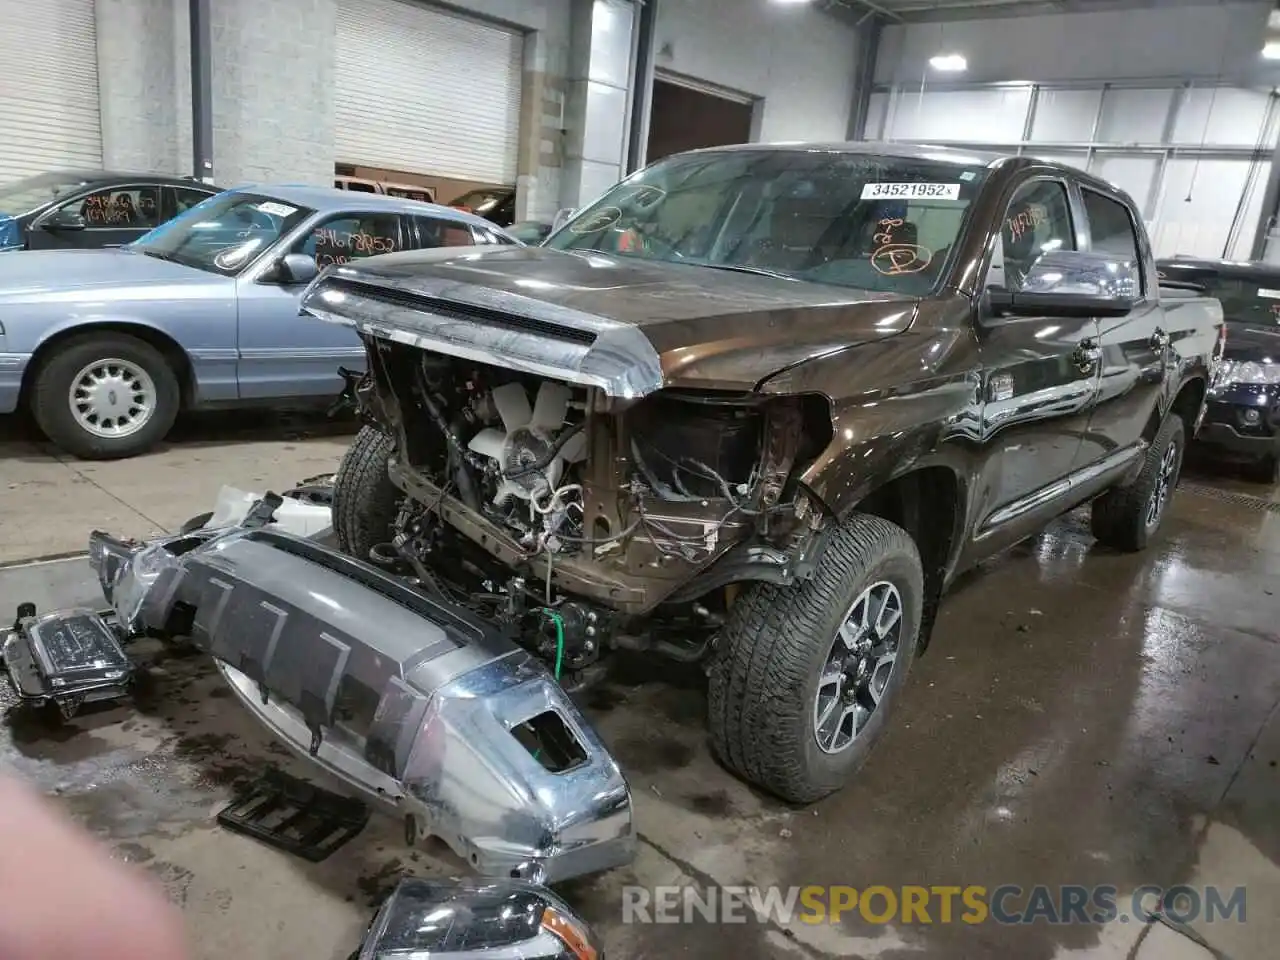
(0, 419, 1277, 959)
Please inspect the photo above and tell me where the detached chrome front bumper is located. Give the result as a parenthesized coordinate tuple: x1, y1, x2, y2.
(88, 525, 633, 884)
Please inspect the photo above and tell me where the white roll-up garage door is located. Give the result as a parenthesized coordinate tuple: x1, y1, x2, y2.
(0, 0, 102, 180)
(335, 0, 524, 185)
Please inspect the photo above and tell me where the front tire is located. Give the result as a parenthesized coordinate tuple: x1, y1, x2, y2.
(1091, 412, 1185, 552)
(332, 425, 401, 561)
(708, 513, 923, 804)
(29, 333, 180, 460)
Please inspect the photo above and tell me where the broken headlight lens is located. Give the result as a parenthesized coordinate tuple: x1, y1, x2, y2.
(357, 878, 601, 960)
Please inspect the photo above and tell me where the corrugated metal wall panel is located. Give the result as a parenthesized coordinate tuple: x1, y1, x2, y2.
(0, 0, 102, 181)
(334, 0, 524, 185)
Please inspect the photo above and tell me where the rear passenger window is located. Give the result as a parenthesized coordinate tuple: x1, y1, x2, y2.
(172, 186, 214, 214)
(989, 180, 1075, 292)
(410, 216, 477, 249)
(1083, 189, 1141, 265)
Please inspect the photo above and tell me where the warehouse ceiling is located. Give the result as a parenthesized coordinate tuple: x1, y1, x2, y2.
(825, 0, 1261, 24)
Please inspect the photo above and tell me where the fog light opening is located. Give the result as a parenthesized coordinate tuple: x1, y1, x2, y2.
(512, 711, 588, 773)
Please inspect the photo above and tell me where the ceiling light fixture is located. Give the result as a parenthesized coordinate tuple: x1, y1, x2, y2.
(929, 53, 968, 72)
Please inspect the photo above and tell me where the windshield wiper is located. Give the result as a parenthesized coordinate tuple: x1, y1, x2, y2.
(139, 249, 178, 263)
(697, 262, 798, 282)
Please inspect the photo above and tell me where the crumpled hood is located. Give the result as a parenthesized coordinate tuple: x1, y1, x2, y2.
(303, 246, 918, 395)
(0, 248, 207, 299)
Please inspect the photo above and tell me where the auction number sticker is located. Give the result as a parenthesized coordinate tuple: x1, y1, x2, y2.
(861, 182, 962, 200)
(257, 201, 297, 218)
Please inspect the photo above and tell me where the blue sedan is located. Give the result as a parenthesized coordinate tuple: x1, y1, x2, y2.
(0, 185, 516, 459)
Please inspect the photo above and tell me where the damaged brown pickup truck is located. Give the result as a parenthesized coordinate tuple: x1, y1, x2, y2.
(303, 143, 1222, 804)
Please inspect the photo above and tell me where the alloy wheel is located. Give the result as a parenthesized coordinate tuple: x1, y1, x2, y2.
(813, 580, 903, 755)
(1145, 438, 1179, 529)
(68, 358, 157, 439)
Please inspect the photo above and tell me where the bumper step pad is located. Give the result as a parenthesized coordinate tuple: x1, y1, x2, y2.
(216, 769, 370, 862)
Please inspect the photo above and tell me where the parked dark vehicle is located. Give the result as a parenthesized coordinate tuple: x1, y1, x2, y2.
(255, 143, 1222, 807)
(1157, 257, 1280, 483)
(448, 186, 516, 226)
(0, 171, 218, 252)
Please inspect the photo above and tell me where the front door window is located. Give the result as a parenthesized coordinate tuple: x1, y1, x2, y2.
(73, 186, 164, 230)
(988, 180, 1077, 292)
(293, 214, 404, 269)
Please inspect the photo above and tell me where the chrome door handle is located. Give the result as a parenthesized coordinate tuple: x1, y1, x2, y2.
(1073, 339, 1101, 374)
(1150, 327, 1169, 351)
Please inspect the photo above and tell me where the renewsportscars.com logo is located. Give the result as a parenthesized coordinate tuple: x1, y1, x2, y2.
(621, 884, 1247, 926)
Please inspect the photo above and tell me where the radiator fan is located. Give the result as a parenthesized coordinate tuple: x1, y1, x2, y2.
(467, 381, 587, 505)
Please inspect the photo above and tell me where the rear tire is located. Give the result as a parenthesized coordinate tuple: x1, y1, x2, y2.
(1091, 413, 1185, 552)
(29, 333, 180, 460)
(332, 425, 401, 561)
(708, 513, 923, 804)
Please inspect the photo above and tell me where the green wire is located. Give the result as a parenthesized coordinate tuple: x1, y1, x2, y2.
(541, 608, 566, 680)
(529, 609, 567, 766)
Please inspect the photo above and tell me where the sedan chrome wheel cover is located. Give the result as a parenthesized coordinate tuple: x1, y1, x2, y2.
(1145, 439, 1179, 529)
(68, 359, 157, 439)
(813, 580, 903, 755)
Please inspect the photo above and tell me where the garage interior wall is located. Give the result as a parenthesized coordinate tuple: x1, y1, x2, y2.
(334, 0, 524, 186)
(870, 1, 1276, 261)
(0, 0, 104, 179)
(653, 0, 859, 143)
(94, 0, 189, 176)
(82, 0, 576, 219)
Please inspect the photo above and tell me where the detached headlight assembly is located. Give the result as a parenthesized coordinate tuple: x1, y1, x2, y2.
(1213, 360, 1280, 388)
(357, 878, 602, 960)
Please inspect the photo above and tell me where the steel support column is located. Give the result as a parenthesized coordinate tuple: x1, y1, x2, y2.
(626, 0, 658, 173)
(847, 15, 883, 141)
(189, 0, 214, 183)
(1251, 121, 1280, 261)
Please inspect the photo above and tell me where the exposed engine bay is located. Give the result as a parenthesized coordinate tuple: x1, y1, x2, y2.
(356, 340, 834, 678)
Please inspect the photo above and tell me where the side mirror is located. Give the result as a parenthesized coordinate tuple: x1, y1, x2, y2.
(355, 878, 600, 960)
(273, 252, 319, 285)
(550, 208, 576, 233)
(987, 249, 1140, 320)
(42, 209, 87, 231)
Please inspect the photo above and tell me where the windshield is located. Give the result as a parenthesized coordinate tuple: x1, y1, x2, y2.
(130, 191, 312, 275)
(545, 150, 990, 294)
(0, 173, 93, 216)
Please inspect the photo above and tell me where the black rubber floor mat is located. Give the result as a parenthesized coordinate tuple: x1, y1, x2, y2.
(216, 770, 369, 862)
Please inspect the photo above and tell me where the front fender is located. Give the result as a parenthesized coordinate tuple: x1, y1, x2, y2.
(0, 292, 238, 404)
(763, 322, 984, 522)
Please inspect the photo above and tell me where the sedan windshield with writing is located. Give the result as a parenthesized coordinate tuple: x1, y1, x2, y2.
(0, 173, 93, 217)
(130, 192, 312, 275)
(545, 151, 989, 293)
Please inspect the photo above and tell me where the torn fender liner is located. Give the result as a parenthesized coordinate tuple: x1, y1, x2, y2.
(89, 527, 634, 884)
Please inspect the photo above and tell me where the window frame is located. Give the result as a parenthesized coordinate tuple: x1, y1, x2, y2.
(405, 214, 483, 250)
(287, 210, 409, 270)
(165, 184, 217, 221)
(1076, 181, 1151, 300)
(982, 174, 1080, 296)
(37, 181, 169, 232)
